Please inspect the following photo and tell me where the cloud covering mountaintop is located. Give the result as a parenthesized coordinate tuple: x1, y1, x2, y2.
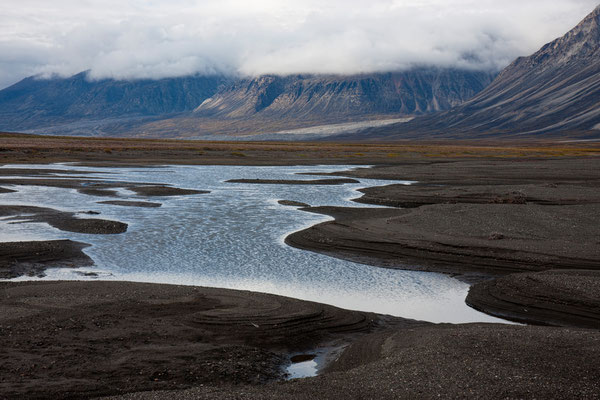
(0, 0, 597, 89)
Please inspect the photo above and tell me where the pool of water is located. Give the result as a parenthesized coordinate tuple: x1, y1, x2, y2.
(0, 163, 505, 324)
(287, 354, 318, 379)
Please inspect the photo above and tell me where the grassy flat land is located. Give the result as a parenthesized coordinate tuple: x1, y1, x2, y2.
(1, 132, 599, 166)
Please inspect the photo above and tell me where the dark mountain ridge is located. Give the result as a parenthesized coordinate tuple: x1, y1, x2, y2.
(0, 73, 228, 131)
(0, 68, 495, 137)
(193, 70, 495, 120)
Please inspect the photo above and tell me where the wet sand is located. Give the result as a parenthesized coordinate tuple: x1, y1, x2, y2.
(0, 177, 207, 199)
(286, 203, 600, 278)
(4, 281, 600, 400)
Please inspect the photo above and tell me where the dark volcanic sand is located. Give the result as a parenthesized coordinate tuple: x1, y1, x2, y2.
(226, 178, 359, 185)
(0, 240, 92, 279)
(98, 200, 162, 208)
(0, 205, 128, 234)
(467, 269, 600, 328)
(0, 281, 410, 399)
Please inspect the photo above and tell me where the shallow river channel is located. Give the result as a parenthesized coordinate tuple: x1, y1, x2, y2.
(0, 164, 505, 324)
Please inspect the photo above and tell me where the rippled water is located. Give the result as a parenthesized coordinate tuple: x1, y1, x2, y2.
(0, 164, 505, 324)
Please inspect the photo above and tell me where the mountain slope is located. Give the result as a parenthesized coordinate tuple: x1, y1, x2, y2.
(0, 73, 228, 131)
(360, 5, 600, 139)
(0, 69, 494, 137)
(193, 70, 495, 120)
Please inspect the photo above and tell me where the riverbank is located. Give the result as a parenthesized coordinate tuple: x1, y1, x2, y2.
(1, 136, 600, 398)
(0, 280, 414, 399)
(2, 280, 600, 400)
(286, 157, 600, 327)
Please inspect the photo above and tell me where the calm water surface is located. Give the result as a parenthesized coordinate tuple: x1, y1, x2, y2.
(0, 164, 505, 324)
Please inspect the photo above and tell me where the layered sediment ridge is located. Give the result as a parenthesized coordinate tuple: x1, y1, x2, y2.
(467, 270, 600, 328)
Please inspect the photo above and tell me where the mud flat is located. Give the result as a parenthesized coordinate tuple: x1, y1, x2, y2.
(128, 186, 209, 196)
(278, 200, 310, 207)
(2, 150, 600, 398)
(0, 204, 128, 278)
(3, 281, 599, 400)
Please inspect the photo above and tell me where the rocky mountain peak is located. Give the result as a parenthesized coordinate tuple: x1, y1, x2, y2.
(519, 5, 600, 68)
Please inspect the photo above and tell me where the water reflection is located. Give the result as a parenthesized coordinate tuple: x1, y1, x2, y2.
(0, 164, 505, 324)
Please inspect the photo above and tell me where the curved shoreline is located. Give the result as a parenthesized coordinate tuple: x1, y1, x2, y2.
(466, 269, 600, 328)
(1, 157, 600, 398)
(0, 280, 414, 399)
(287, 158, 600, 325)
(3, 280, 600, 399)
(0, 240, 93, 279)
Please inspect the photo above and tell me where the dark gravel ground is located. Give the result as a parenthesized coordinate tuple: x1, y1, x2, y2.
(467, 269, 600, 328)
(286, 203, 600, 278)
(0, 281, 412, 399)
(102, 324, 600, 400)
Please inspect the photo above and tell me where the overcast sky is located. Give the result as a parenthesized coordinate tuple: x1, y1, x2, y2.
(0, 0, 597, 89)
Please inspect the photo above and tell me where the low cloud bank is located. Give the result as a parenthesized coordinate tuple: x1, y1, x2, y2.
(0, 0, 597, 88)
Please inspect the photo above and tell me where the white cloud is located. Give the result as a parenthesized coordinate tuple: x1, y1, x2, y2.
(0, 0, 597, 88)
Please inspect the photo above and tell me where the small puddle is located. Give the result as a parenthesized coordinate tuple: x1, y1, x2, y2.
(286, 354, 318, 379)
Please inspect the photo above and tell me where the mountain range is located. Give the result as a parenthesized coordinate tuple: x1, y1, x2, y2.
(356, 5, 600, 139)
(0, 69, 494, 137)
(0, 6, 598, 139)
